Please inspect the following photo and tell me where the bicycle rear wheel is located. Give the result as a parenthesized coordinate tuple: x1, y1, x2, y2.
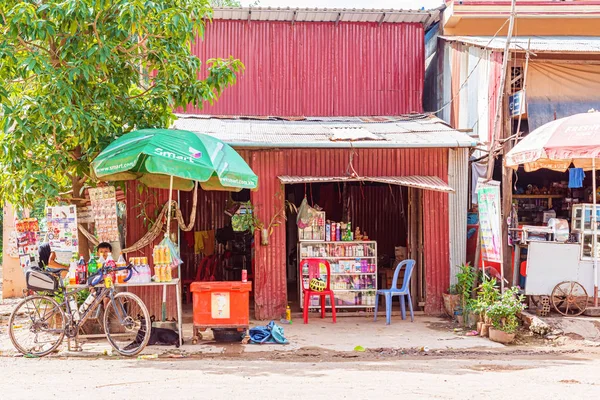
(103, 292, 151, 356)
(8, 295, 66, 357)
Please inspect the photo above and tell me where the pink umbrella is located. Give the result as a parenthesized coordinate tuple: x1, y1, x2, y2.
(506, 111, 600, 305)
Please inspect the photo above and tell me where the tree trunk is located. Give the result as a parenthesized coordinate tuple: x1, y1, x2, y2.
(71, 147, 90, 258)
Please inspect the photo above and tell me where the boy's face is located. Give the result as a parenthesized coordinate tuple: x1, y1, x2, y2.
(98, 247, 110, 259)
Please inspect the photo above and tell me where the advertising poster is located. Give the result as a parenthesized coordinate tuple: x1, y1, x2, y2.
(15, 218, 40, 269)
(89, 186, 119, 242)
(46, 205, 79, 252)
(476, 179, 503, 264)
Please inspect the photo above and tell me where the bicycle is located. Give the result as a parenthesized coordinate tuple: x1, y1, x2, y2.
(8, 263, 151, 357)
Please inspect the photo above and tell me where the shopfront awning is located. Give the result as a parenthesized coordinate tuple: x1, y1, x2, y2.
(277, 175, 454, 193)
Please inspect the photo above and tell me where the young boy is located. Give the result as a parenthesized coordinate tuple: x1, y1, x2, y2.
(97, 242, 112, 260)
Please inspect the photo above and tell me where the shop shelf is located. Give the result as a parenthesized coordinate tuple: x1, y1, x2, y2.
(298, 240, 378, 310)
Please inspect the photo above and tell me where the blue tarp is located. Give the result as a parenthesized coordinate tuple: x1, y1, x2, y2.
(249, 321, 289, 345)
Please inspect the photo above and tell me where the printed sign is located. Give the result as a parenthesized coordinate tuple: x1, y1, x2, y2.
(15, 218, 40, 269)
(509, 90, 526, 117)
(89, 186, 119, 242)
(211, 292, 231, 319)
(46, 205, 79, 252)
(476, 179, 503, 264)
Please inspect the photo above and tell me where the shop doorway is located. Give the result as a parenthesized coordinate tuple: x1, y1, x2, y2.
(284, 181, 426, 313)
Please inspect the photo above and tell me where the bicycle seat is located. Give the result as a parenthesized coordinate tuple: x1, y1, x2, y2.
(45, 267, 66, 275)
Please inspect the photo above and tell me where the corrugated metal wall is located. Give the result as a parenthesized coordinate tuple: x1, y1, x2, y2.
(448, 148, 469, 286)
(187, 20, 424, 116)
(125, 148, 451, 318)
(250, 150, 287, 320)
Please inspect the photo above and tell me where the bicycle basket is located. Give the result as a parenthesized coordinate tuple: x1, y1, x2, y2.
(25, 270, 58, 292)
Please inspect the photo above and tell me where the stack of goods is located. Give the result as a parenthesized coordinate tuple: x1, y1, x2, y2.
(129, 257, 152, 283)
(152, 245, 173, 283)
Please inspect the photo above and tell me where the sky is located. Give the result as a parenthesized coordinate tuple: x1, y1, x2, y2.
(240, 0, 444, 10)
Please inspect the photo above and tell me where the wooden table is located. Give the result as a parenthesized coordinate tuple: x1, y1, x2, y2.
(67, 278, 184, 347)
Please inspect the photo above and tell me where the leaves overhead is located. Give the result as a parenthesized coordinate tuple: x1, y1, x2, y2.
(0, 0, 244, 207)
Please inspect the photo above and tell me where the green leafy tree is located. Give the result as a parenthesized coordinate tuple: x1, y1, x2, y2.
(0, 0, 244, 207)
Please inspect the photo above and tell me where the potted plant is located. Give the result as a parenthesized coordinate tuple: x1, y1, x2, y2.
(471, 277, 500, 336)
(486, 287, 526, 344)
(454, 263, 477, 327)
(442, 284, 460, 318)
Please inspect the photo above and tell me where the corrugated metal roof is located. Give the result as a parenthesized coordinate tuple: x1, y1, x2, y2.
(172, 115, 476, 148)
(278, 175, 454, 193)
(441, 36, 600, 53)
(213, 7, 441, 28)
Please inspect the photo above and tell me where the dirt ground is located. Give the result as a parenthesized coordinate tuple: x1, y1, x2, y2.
(2, 349, 600, 399)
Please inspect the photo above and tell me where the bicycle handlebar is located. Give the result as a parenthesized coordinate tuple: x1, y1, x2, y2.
(87, 264, 134, 286)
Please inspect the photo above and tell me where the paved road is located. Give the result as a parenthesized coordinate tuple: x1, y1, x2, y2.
(2, 352, 600, 399)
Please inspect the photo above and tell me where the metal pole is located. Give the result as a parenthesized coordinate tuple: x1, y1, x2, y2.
(166, 175, 174, 238)
(594, 159, 599, 307)
(486, 0, 517, 180)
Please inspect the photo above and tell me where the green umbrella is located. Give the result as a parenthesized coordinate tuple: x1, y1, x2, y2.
(91, 128, 258, 192)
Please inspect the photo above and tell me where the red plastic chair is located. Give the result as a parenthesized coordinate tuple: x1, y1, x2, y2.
(300, 258, 336, 324)
(183, 255, 213, 304)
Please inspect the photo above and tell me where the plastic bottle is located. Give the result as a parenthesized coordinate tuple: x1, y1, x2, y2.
(88, 256, 98, 276)
(79, 290, 97, 314)
(116, 254, 127, 283)
(68, 296, 81, 321)
(336, 224, 341, 241)
(78, 256, 87, 285)
(105, 253, 116, 283)
(285, 305, 292, 322)
(68, 256, 77, 285)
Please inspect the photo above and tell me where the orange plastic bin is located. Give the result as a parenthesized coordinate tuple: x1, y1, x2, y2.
(190, 281, 252, 343)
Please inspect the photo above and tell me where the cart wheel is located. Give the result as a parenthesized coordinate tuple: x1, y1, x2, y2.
(212, 328, 245, 343)
(551, 281, 588, 316)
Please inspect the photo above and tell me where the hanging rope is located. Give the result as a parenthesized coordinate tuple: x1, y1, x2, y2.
(79, 182, 199, 253)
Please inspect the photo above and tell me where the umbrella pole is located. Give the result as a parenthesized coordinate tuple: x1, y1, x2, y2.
(162, 175, 174, 322)
(594, 159, 599, 307)
(166, 175, 174, 238)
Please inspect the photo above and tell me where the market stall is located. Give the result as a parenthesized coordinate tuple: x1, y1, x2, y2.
(87, 128, 258, 341)
(505, 111, 600, 316)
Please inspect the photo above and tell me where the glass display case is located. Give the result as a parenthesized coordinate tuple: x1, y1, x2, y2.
(298, 241, 378, 310)
(571, 204, 600, 259)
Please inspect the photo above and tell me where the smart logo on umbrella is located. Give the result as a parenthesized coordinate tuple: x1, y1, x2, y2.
(154, 147, 201, 163)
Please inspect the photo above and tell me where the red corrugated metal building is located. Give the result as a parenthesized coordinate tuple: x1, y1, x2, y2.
(126, 8, 474, 319)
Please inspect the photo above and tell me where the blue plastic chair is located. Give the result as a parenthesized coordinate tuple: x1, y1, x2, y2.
(374, 259, 416, 324)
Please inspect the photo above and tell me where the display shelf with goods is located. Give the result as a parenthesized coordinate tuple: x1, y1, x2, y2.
(512, 181, 589, 225)
(298, 241, 377, 310)
(571, 203, 600, 260)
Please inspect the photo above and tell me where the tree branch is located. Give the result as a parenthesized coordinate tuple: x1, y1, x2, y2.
(122, 83, 156, 100)
(91, 12, 103, 48)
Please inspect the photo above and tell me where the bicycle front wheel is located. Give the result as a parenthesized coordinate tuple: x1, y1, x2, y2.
(9, 295, 66, 357)
(103, 292, 151, 356)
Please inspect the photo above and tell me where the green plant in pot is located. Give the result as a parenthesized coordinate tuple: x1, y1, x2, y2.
(454, 263, 477, 327)
(471, 277, 500, 335)
(486, 287, 526, 344)
(442, 284, 461, 318)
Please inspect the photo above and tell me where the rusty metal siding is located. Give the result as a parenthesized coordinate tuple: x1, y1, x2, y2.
(187, 20, 424, 116)
(249, 150, 287, 320)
